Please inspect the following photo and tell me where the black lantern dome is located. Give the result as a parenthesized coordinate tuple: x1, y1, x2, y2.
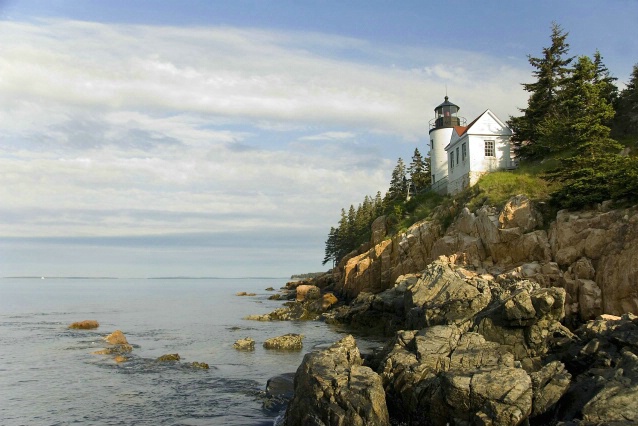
(433, 96, 461, 128)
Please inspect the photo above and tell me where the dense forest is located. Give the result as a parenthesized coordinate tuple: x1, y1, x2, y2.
(323, 23, 638, 268)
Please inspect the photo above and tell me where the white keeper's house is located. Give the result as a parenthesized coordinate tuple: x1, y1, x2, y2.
(428, 96, 516, 195)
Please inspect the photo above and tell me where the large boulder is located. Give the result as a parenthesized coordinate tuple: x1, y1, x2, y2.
(438, 367, 533, 426)
(404, 261, 492, 329)
(498, 194, 543, 233)
(284, 335, 389, 426)
(296, 285, 321, 302)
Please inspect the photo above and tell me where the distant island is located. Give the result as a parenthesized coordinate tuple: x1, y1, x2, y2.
(290, 272, 325, 280)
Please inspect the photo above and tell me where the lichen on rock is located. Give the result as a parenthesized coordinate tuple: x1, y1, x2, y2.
(68, 320, 99, 329)
(263, 334, 304, 351)
(233, 337, 255, 351)
(284, 335, 389, 426)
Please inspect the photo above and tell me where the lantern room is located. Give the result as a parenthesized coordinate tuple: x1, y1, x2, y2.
(433, 96, 461, 128)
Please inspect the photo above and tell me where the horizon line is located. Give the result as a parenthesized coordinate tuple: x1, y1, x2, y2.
(2, 275, 291, 280)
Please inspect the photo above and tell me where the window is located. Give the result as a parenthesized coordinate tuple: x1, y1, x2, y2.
(456, 147, 460, 165)
(485, 140, 495, 157)
(450, 152, 454, 169)
(430, 139, 434, 150)
(432, 174, 435, 183)
(462, 143, 467, 161)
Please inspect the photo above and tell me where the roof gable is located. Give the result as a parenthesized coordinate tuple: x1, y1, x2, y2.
(465, 109, 511, 136)
(445, 109, 512, 151)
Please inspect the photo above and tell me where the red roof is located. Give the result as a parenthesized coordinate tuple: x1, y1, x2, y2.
(454, 111, 485, 136)
(453, 126, 468, 136)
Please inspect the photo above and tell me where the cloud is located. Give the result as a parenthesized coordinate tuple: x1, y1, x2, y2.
(0, 18, 530, 275)
(0, 19, 527, 137)
(299, 131, 356, 141)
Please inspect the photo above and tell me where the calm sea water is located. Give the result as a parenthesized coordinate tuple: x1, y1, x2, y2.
(0, 278, 370, 426)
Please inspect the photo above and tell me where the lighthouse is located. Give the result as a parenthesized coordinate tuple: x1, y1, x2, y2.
(428, 96, 465, 194)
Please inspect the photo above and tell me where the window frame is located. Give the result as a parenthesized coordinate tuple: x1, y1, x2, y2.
(484, 140, 495, 157)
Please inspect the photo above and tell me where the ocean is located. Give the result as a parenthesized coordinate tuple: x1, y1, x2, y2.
(0, 277, 372, 425)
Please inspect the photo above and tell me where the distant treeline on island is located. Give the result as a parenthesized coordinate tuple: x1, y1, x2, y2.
(290, 272, 324, 280)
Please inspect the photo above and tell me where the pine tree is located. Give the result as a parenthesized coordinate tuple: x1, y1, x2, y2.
(508, 22, 573, 160)
(322, 227, 338, 266)
(408, 148, 430, 193)
(347, 204, 357, 241)
(558, 55, 618, 156)
(593, 50, 618, 112)
(357, 196, 373, 236)
(613, 63, 638, 137)
(548, 55, 623, 209)
(336, 208, 351, 260)
(386, 158, 407, 201)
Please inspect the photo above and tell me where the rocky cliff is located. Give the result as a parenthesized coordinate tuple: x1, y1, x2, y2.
(284, 260, 638, 425)
(334, 195, 638, 322)
(279, 197, 638, 425)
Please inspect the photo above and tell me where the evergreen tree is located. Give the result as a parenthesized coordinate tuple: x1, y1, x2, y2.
(386, 157, 407, 201)
(336, 208, 351, 260)
(593, 50, 618, 112)
(408, 148, 430, 193)
(548, 55, 623, 209)
(613, 64, 638, 137)
(357, 196, 374, 236)
(558, 55, 618, 156)
(508, 22, 573, 160)
(347, 204, 357, 240)
(322, 227, 338, 266)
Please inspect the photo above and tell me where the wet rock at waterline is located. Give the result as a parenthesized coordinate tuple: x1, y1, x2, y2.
(92, 344, 133, 355)
(263, 334, 304, 351)
(284, 335, 389, 426)
(233, 337, 255, 351)
(262, 372, 295, 412)
(245, 291, 341, 322)
(68, 320, 99, 329)
(156, 353, 180, 362)
(104, 330, 129, 345)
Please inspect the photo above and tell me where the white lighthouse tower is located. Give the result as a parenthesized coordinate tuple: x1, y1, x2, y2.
(428, 96, 465, 194)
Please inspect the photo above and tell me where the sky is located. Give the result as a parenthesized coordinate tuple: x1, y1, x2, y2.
(1, 1, 637, 278)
